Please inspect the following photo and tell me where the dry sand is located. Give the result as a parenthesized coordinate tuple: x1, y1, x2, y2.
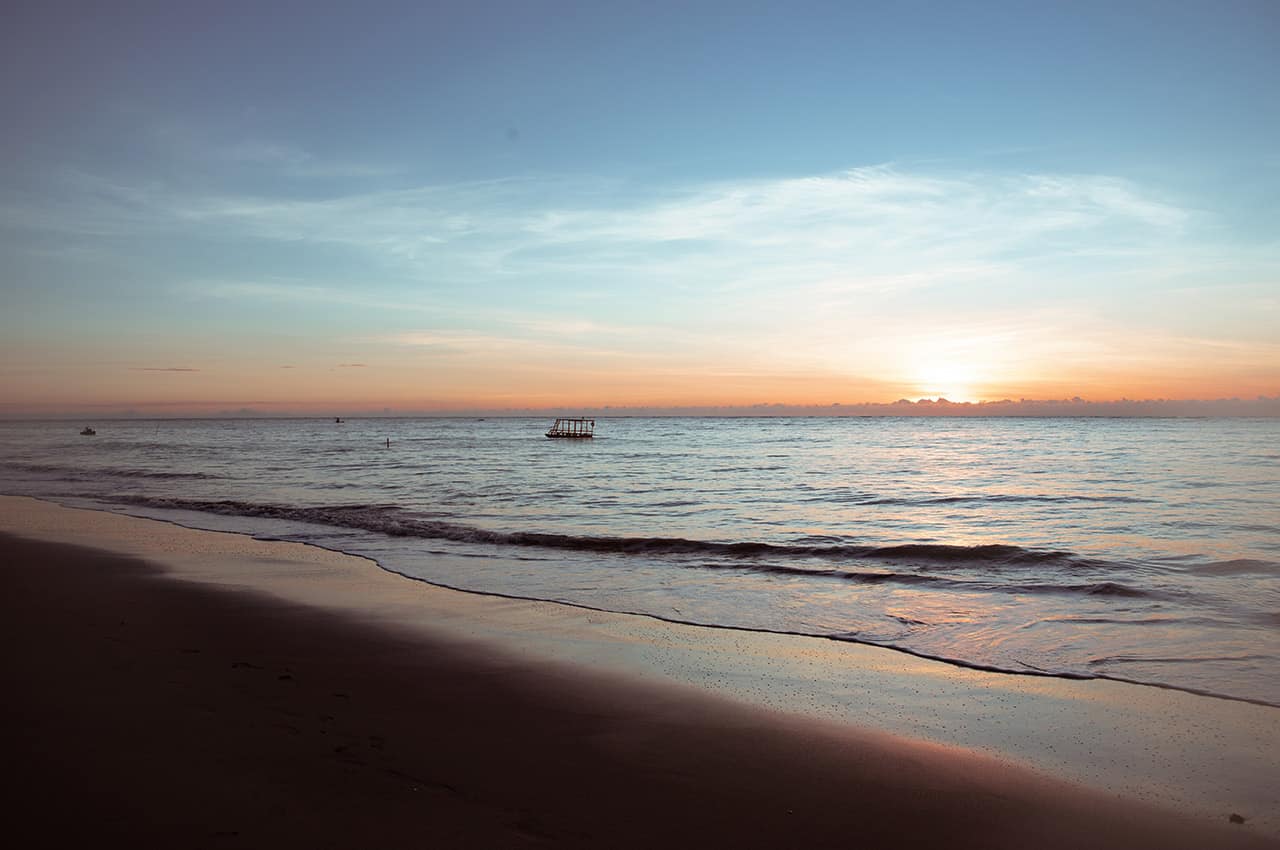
(1, 495, 1276, 848)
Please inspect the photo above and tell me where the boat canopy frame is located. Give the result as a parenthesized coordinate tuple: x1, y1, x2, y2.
(546, 417, 595, 439)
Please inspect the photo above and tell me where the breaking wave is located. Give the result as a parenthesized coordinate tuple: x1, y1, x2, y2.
(110, 494, 1124, 577)
(2, 461, 221, 480)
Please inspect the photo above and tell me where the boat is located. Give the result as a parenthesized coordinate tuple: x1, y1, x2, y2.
(334, 417, 343, 423)
(545, 417, 595, 439)
(80, 427, 96, 436)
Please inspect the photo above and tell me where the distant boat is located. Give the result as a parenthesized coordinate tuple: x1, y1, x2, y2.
(80, 427, 96, 436)
(546, 417, 594, 439)
(335, 417, 344, 423)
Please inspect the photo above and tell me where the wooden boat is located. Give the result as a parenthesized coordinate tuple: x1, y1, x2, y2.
(80, 427, 96, 436)
(546, 417, 594, 439)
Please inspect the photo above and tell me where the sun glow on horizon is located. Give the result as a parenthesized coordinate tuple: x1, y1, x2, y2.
(913, 362, 983, 403)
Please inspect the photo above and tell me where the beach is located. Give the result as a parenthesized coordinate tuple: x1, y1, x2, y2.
(1, 495, 1275, 848)
(5, 0, 1278, 844)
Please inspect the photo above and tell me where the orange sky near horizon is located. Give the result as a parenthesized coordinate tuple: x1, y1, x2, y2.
(3, 333, 1275, 416)
(4, 284, 1277, 416)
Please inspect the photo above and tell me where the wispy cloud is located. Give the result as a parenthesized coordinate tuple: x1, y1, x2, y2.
(179, 279, 448, 316)
(5, 162, 1273, 400)
(141, 116, 398, 180)
(215, 140, 393, 179)
(381, 329, 629, 360)
(5, 163, 1225, 334)
(7, 165, 1196, 278)
(374, 325, 716, 374)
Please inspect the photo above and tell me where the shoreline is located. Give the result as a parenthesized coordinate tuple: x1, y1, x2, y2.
(19, 484, 1277, 710)
(16, 493, 1277, 706)
(2, 495, 1277, 845)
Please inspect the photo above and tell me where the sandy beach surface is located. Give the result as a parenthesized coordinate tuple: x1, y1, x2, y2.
(1, 495, 1276, 848)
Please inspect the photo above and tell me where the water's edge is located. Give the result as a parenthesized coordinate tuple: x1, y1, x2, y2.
(13, 491, 1274, 710)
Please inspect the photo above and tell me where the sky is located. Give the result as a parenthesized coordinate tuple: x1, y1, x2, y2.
(2, 0, 1277, 415)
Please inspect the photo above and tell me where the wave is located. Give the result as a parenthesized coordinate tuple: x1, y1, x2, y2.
(1018, 580, 1151, 598)
(1088, 653, 1275, 667)
(111, 494, 1116, 571)
(1190, 558, 1280, 576)
(112, 468, 224, 480)
(694, 561, 1157, 599)
(1039, 614, 1225, 626)
(845, 493, 1153, 506)
(2, 461, 222, 481)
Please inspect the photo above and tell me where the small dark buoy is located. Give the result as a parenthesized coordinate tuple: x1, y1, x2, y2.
(385, 437, 390, 448)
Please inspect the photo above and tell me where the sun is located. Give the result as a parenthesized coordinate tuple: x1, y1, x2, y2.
(914, 362, 980, 402)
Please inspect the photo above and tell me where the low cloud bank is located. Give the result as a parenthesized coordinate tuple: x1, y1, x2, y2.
(464, 396, 1280, 418)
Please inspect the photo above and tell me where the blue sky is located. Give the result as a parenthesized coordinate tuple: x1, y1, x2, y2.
(2, 0, 1277, 413)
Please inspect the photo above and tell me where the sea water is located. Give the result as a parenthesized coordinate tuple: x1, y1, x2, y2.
(2, 416, 1277, 705)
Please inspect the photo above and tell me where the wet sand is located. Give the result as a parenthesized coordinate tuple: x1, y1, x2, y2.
(1, 496, 1276, 848)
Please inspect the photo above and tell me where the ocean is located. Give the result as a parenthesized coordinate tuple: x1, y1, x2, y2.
(2, 416, 1277, 706)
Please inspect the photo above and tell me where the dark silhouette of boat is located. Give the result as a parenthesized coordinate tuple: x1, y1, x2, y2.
(546, 418, 594, 439)
(80, 427, 96, 436)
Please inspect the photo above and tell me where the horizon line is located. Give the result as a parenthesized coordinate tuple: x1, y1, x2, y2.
(4, 395, 1278, 420)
